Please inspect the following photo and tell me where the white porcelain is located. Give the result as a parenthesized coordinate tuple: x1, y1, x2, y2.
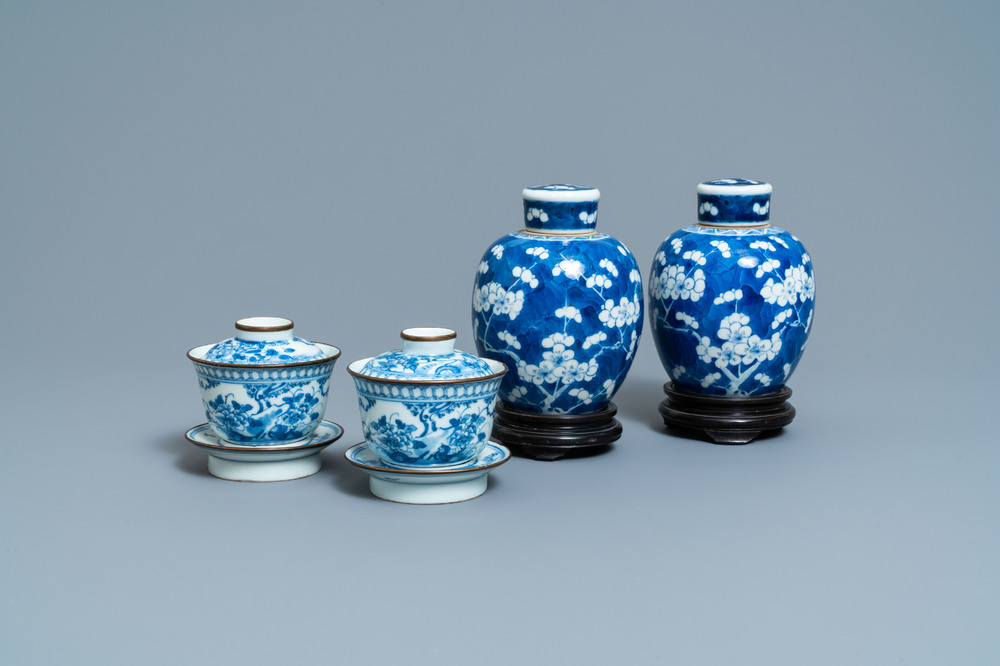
(344, 441, 511, 504)
(185, 420, 344, 482)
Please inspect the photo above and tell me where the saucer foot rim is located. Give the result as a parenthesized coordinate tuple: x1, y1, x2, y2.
(206, 451, 323, 482)
(368, 473, 488, 504)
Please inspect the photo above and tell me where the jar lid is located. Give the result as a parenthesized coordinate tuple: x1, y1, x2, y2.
(353, 327, 497, 381)
(201, 317, 328, 365)
(697, 178, 772, 225)
(522, 184, 600, 234)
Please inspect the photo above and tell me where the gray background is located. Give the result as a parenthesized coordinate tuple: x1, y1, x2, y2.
(2, 1, 998, 663)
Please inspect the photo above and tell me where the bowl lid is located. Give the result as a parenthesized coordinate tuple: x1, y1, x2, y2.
(355, 327, 496, 381)
(201, 317, 328, 365)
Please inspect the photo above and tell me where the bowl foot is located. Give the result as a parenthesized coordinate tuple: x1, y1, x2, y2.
(491, 402, 621, 460)
(658, 383, 795, 444)
(207, 451, 322, 481)
(369, 473, 488, 504)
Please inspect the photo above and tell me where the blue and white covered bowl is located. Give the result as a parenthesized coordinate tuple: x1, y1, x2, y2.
(187, 317, 341, 445)
(347, 327, 506, 468)
(648, 179, 815, 396)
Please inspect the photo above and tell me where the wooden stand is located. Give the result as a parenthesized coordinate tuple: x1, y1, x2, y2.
(490, 402, 621, 460)
(658, 383, 795, 444)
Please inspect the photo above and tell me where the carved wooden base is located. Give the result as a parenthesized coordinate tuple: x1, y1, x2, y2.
(658, 383, 795, 444)
(490, 402, 621, 460)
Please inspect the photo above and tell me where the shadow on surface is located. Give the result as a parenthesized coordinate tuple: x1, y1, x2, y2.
(326, 443, 380, 500)
(155, 430, 212, 478)
(664, 424, 788, 446)
(614, 375, 670, 432)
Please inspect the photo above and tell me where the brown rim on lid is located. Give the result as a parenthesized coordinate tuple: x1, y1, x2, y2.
(235, 317, 294, 332)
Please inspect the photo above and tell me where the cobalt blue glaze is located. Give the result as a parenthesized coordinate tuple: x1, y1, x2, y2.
(523, 184, 600, 234)
(473, 185, 643, 414)
(697, 178, 772, 223)
(649, 180, 814, 396)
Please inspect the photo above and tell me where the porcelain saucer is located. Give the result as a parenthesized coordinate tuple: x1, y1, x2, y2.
(185, 420, 344, 482)
(344, 441, 511, 504)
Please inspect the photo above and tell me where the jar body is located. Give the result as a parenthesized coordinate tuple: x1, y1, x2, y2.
(649, 225, 814, 396)
(473, 231, 643, 414)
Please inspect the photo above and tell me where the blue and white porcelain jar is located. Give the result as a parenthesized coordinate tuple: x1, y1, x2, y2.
(472, 185, 643, 426)
(347, 328, 506, 468)
(649, 179, 814, 399)
(187, 317, 341, 445)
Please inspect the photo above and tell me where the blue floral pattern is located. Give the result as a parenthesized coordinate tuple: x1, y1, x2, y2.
(473, 205, 644, 415)
(350, 371, 504, 467)
(649, 221, 814, 396)
(359, 349, 494, 380)
(203, 336, 326, 365)
(192, 356, 337, 444)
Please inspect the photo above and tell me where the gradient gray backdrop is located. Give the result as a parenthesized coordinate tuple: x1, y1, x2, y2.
(2, 1, 998, 663)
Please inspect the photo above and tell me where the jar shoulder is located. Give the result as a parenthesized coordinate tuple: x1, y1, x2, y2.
(480, 231, 641, 270)
(653, 225, 810, 270)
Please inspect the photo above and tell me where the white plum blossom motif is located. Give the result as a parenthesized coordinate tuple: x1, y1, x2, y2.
(599, 258, 619, 277)
(699, 202, 719, 216)
(651, 265, 706, 302)
(497, 330, 521, 350)
(626, 330, 638, 359)
(490, 245, 503, 259)
(753, 201, 770, 216)
(700, 372, 722, 388)
(543, 332, 574, 348)
(652, 231, 813, 396)
(555, 305, 582, 322)
(478, 260, 489, 274)
(512, 266, 539, 288)
(683, 250, 707, 265)
(568, 387, 592, 404)
(772, 308, 793, 329)
(674, 311, 699, 329)
(509, 386, 528, 400)
(551, 259, 585, 279)
(526, 246, 550, 260)
(586, 274, 612, 289)
(761, 265, 813, 306)
(713, 288, 744, 305)
(526, 208, 549, 223)
(578, 211, 597, 225)
(710, 240, 731, 258)
(738, 334, 780, 364)
(598, 295, 641, 329)
(473, 282, 525, 320)
(696, 336, 719, 363)
(755, 258, 781, 278)
(718, 313, 752, 348)
(517, 333, 600, 391)
(629, 269, 641, 283)
(582, 331, 607, 350)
